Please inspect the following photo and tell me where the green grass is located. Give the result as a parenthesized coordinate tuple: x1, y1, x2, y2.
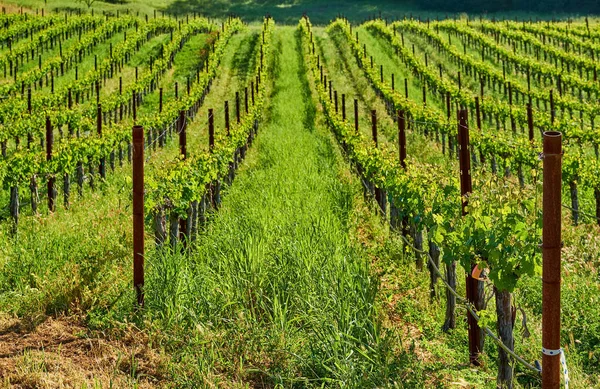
(0, 9, 599, 389)
(77, 24, 447, 387)
(122, 25, 407, 386)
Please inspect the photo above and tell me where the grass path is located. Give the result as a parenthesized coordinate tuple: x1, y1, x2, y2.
(141, 26, 401, 386)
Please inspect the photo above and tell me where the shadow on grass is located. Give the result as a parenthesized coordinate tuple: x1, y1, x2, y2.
(295, 28, 316, 134)
(163, 0, 422, 25)
(231, 32, 260, 85)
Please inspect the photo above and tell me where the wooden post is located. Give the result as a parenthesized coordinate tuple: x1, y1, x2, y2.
(132, 90, 137, 121)
(404, 78, 409, 98)
(159, 88, 163, 113)
(46, 117, 55, 212)
(342, 94, 346, 121)
(209, 109, 215, 149)
(475, 97, 481, 131)
(27, 88, 32, 148)
(527, 103, 534, 142)
(392, 73, 395, 91)
(354, 99, 359, 134)
(550, 89, 555, 124)
(236, 92, 240, 123)
(480, 77, 484, 98)
(371, 110, 377, 147)
(178, 110, 186, 159)
(335, 91, 338, 114)
(542, 131, 562, 389)
(132, 125, 145, 307)
(98, 104, 106, 179)
(225, 101, 230, 136)
(398, 110, 406, 169)
(458, 109, 484, 366)
(178, 110, 187, 242)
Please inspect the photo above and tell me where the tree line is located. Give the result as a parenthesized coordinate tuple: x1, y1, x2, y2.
(415, 0, 600, 14)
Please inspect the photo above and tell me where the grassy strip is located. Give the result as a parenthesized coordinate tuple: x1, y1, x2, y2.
(112, 25, 400, 386)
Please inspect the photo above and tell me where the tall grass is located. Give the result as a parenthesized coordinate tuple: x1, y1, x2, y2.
(133, 26, 404, 386)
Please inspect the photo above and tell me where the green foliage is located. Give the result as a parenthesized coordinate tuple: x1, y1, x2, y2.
(145, 17, 261, 216)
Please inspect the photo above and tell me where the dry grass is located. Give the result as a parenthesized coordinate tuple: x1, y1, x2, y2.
(0, 315, 168, 388)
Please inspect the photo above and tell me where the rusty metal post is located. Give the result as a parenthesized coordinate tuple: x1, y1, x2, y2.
(209, 109, 215, 149)
(458, 110, 472, 214)
(225, 101, 230, 136)
(542, 131, 562, 389)
(46, 116, 55, 212)
(354, 99, 359, 134)
(132, 125, 145, 307)
(458, 109, 484, 366)
(398, 110, 406, 169)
